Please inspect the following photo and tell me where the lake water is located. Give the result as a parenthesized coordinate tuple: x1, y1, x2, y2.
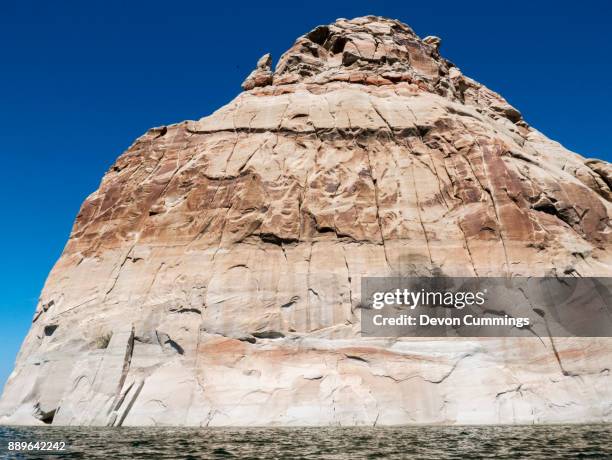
(1, 424, 611, 459)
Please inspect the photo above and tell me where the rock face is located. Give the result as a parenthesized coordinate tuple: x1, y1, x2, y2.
(2, 16, 611, 426)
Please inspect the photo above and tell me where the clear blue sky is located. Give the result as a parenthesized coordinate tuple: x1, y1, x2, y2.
(0, 0, 610, 389)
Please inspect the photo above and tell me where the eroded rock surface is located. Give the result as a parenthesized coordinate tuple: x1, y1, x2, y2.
(1, 16, 611, 426)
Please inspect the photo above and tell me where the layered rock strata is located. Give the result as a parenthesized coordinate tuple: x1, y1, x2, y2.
(1, 16, 611, 426)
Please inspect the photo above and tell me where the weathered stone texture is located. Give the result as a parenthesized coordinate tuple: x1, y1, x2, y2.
(1, 16, 611, 426)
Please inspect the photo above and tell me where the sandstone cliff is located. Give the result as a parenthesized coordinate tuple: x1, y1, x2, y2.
(1, 16, 611, 426)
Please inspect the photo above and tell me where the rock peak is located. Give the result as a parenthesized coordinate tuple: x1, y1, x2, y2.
(270, 15, 441, 86)
(241, 16, 525, 127)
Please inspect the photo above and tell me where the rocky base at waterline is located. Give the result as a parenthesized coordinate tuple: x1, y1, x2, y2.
(1, 16, 611, 426)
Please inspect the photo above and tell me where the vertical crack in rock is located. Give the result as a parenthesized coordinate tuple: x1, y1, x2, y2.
(109, 326, 135, 414)
(363, 143, 391, 270)
(342, 247, 354, 315)
(370, 99, 393, 133)
(114, 380, 145, 427)
(144, 262, 165, 302)
(223, 134, 241, 175)
(425, 148, 451, 211)
(543, 328, 581, 378)
(457, 221, 479, 277)
(475, 139, 511, 276)
(306, 242, 314, 332)
(104, 244, 137, 298)
(411, 161, 434, 266)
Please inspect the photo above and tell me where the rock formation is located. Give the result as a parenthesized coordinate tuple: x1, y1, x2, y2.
(1, 16, 611, 426)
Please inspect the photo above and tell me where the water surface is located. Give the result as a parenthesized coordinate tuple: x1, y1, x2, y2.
(1, 424, 611, 459)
